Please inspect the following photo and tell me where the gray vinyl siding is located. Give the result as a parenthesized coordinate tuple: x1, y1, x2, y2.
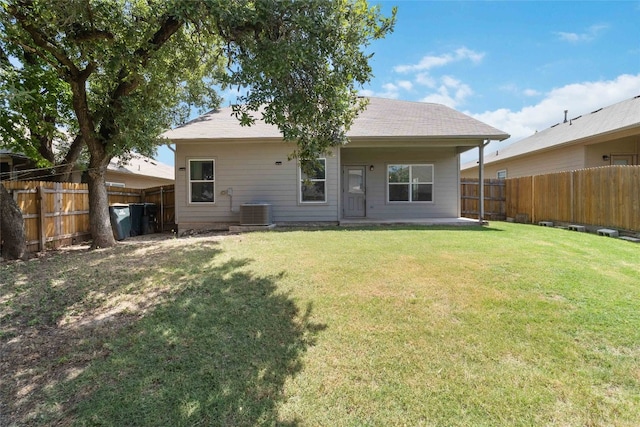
(341, 146, 460, 219)
(175, 141, 339, 226)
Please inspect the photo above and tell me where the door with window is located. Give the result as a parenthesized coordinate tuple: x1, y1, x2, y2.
(343, 166, 366, 217)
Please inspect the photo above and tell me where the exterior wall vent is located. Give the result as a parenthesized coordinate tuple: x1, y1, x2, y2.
(239, 203, 272, 226)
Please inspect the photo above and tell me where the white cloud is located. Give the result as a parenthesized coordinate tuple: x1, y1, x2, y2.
(499, 83, 519, 94)
(359, 79, 415, 99)
(394, 47, 485, 73)
(556, 23, 609, 43)
(419, 75, 473, 108)
(500, 84, 541, 98)
(415, 73, 436, 88)
(464, 73, 640, 160)
(359, 83, 400, 99)
(397, 80, 413, 91)
(358, 88, 375, 97)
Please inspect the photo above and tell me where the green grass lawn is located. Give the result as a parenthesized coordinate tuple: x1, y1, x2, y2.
(1, 222, 639, 426)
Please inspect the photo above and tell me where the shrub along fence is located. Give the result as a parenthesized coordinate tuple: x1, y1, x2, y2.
(1, 181, 175, 253)
(462, 166, 640, 232)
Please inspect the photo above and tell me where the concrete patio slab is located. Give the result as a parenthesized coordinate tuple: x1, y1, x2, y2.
(339, 217, 483, 227)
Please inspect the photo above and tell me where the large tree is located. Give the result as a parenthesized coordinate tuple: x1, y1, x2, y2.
(1, 42, 82, 182)
(1, 0, 395, 248)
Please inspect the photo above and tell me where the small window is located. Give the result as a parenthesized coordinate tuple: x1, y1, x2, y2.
(189, 159, 215, 203)
(388, 164, 433, 202)
(497, 169, 507, 180)
(300, 158, 326, 203)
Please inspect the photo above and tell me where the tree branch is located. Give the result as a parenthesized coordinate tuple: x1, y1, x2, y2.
(7, 4, 82, 79)
(111, 15, 183, 100)
(52, 133, 84, 182)
(96, 14, 183, 152)
(71, 28, 115, 42)
(0, 46, 10, 66)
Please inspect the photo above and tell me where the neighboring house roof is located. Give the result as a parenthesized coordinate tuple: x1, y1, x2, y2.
(163, 97, 510, 142)
(462, 94, 640, 169)
(108, 155, 174, 180)
(0, 148, 28, 158)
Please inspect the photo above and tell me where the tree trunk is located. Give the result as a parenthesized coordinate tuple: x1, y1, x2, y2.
(86, 164, 116, 249)
(0, 184, 28, 260)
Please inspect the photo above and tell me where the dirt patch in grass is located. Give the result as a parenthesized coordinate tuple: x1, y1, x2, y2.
(0, 232, 237, 425)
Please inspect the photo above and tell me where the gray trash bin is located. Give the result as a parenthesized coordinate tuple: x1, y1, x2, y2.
(129, 203, 157, 235)
(129, 203, 144, 236)
(109, 204, 131, 240)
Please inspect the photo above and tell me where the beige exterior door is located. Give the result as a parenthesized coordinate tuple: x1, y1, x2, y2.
(343, 166, 366, 217)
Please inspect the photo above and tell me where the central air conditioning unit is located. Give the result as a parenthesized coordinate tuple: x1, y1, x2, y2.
(239, 203, 272, 226)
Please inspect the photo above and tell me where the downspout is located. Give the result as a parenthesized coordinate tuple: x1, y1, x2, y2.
(478, 140, 491, 225)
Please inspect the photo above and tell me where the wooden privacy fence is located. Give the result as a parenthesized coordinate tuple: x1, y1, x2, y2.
(461, 166, 640, 232)
(506, 166, 640, 231)
(460, 178, 506, 220)
(1, 181, 175, 253)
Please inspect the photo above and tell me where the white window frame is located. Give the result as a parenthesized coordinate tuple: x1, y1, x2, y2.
(387, 163, 434, 203)
(299, 158, 327, 204)
(496, 169, 507, 180)
(188, 159, 215, 204)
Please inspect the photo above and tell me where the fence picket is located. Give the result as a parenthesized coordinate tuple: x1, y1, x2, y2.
(494, 166, 639, 231)
(1, 181, 175, 253)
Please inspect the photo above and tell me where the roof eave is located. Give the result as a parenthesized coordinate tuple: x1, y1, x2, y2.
(468, 123, 640, 169)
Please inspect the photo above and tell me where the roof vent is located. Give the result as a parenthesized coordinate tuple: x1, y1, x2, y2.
(591, 108, 603, 114)
(563, 110, 568, 123)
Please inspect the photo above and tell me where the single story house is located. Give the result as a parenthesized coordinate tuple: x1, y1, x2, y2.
(163, 97, 509, 233)
(461, 94, 640, 179)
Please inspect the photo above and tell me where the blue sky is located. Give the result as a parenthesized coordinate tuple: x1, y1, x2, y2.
(155, 0, 640, 166)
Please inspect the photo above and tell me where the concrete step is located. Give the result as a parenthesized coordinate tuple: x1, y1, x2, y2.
(568, 224, 586, 232)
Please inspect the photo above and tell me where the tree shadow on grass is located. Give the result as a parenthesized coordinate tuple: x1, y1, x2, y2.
(1, 237, 325, 426)
(62, 260, 322, 426)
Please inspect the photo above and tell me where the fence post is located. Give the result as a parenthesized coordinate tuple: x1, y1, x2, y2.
(531, 176, 535, 224)
(54, 182, 62, 245)
(570, 172, 574, 223)
(37, 185, 46, 252)
(160, 186, 164, 232)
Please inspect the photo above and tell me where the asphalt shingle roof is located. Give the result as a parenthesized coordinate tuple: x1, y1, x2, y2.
(163, 97, 509, 141)
(108, 155, 174, 180)
(472, 94, 640, 166)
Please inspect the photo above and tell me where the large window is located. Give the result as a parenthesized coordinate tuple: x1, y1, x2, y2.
(300, 158, 326, 203)
(388, 164, 433, 202)
(189, 159, 215, 203)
